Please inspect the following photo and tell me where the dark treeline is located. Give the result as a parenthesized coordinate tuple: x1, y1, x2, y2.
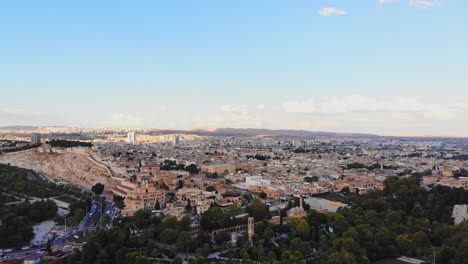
(246, 154, 271, 160)
(47, 139, 93, 148)
(0, 199, 57, 248)
(0, 143, 41, 153)
(344, 162, 399, 171)
(453, 169, 468, 178)
(159, 160, 200, 174)
(315, 177, 468, 263)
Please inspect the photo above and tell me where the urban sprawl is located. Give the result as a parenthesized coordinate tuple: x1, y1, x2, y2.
(1, 127, 467, 264)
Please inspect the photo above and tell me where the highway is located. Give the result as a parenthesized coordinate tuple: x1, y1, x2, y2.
(1, 200, 119, 261)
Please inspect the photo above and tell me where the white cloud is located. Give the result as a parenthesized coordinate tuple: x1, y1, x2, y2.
(378, 0, 440, 8)
(319, 7, 347, 17)
(410, 0, 439, 8)
(283, 95, 458, 121)
(220, 105, 249, 115)
(0, 107, 65, 126)
(256, 104, 266, 110)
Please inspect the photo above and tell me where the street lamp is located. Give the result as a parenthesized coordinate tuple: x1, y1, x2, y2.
(92, 194, 105, 231)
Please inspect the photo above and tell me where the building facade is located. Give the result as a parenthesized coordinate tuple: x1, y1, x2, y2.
(127, 131, 136, 145)
(31, 133, 41, 144)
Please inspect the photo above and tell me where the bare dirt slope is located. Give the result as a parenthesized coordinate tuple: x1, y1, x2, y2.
(0, 150, 112, 189)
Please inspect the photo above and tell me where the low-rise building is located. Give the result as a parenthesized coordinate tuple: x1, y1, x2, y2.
(113, 179, 166, 217)
(452, 204, 468, 224)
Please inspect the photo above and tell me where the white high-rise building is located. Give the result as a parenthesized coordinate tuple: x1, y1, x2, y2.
(172, 134, 180, 146)
(452, 204, 468, 225)
(127, 131, 137, 145)
(31, 133, 41, 144)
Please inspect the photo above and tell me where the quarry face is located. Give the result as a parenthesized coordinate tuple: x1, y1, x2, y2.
(0, 149, 113, 189)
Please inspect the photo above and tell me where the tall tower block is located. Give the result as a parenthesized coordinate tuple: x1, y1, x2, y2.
(248, 217, 255, 241)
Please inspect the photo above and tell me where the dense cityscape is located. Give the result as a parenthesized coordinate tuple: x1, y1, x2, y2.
(0, 127, 467, 263)
(2, 1, 467, 263)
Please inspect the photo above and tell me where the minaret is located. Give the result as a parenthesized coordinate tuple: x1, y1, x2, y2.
(248, 217, 255, 242)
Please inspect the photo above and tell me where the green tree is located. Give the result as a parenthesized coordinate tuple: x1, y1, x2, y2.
(326, 250, 356, 264)
(184, 164, 200, 174)
(91, 183, 105, 195)
(177, 179, 184, 189)
(395, 234, 413, 256)
(194, 256, 208, 264)
(176, 231, 193, 259)
(248, 199, 268, 221)
(214, 232, 231, 245)
(172, 256, 183, 264)
(113, 195, 125, 209)
(69, 207, 85, 226)
(158, 228, 178, 244)
(179, 215, 192, 231)
(205, 186, 216, 192)
(133, 209, 152, 229)
(288, 218, 310, 240)
(200, 206, 225, 231)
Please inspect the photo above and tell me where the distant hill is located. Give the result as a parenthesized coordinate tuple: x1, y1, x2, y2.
(0, 126, 379, 138)
(0, 126, 39, 131)
(207, 128, 379, 138)
(0, 126, 71, 131)
(3, 126, 464, 139)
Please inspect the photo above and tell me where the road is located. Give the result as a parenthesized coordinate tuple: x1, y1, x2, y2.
(1, 200, 119, 261)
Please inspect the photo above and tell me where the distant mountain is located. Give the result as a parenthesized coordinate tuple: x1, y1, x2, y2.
(0, 126, 72, 131)
(0, 126, 39, 131)
(208, 128, 379, 138)
(0, 126, 378, 138)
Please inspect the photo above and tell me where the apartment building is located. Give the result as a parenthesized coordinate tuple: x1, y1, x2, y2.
(113, 179, 166, 217)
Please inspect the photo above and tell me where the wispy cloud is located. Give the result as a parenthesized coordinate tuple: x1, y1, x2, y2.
(0, 108, 65, 126)
(319, 7, 347, 17)
(283, 95, 458, 121)
(256, 104, 266, 110)
(220, 105, 249, 115)
(410, 0, 440, 8)
(378, 0, 440, 8)
(379, 0, 400, 4)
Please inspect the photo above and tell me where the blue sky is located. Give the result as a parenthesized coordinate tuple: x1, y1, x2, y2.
(1, 0, 467, 135)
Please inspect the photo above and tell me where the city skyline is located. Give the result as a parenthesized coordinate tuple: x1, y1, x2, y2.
(1, 0, 467, 135)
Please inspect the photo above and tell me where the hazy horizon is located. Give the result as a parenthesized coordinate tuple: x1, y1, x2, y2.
(3, 125, 468, 138)
(1, 1, 467, 135)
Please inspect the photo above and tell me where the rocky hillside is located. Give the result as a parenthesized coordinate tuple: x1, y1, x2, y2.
(0, 149, 113, 189)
